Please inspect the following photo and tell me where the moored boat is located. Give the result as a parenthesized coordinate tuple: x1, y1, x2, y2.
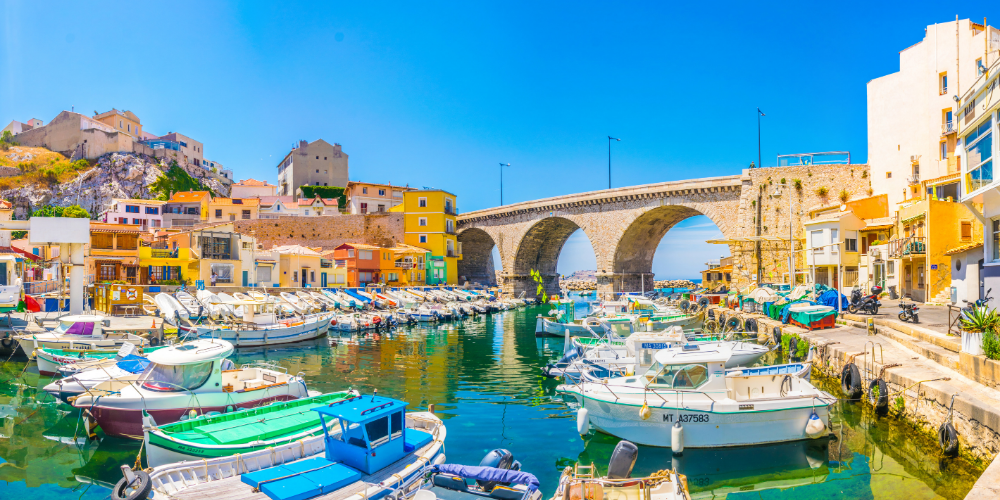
(14, 315, 148, 354)
(550, 440, 689, 500)
(143, 389, 360, 466)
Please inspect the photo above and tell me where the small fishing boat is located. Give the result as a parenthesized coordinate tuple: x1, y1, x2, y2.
(197, 289, 236, 320)
(134, 394, 446, 500)
(175, 290, 207, 320)
(558, 347, 835, 449)
(421, 449, 542, 500)
(156, 293, 190, 326)
(143, 390, 360, 467)
(71, 339, 314, 439)
(280, 292, 313, 314)
(14, 315, 148, 354)
(43, 353, 155, 404)
(180, 297, 331, 347)
(550, 440, 689, 500)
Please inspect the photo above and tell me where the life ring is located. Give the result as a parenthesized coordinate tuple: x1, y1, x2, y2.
(840, 363, 863, 399)
(868, 378, 889, 412)
(938, 421, 959, 456)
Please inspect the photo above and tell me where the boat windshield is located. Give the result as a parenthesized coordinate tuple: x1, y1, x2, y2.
(644, 362, 710, 389)
(139, 361, 214, 392)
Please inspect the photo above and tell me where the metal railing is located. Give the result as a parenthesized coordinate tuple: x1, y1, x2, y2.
(942, 121, 955, 135)
(445, 227, 457, 235)
(907, 174, 920, 185)
(888, 236, 926, 259)
(444, 206, 458, 216)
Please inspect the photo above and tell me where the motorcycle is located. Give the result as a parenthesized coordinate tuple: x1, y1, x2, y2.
(848, 285, 882, 315)
(961, 288, 993, 321)
(898, 300, 919, 323)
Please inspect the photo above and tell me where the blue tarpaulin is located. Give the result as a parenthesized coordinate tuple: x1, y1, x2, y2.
(435, 464, 540, 491)
(116, 354, 151, 374)
(817, 290, 849, 309)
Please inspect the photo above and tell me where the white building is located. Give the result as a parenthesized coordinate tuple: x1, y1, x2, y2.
(231, 179, 277, 199)
(868, 19, 995, 207)
(804, 210, 864, 292)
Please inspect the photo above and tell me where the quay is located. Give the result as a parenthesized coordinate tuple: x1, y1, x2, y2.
(708, 301, 1000, 499)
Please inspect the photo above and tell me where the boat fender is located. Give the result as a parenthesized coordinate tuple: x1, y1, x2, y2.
(639, 401, 651, 420)
(805, 412, 826, 438)
(788, 337, 798, 358)
(188, 409, 198, 420)
(0, 336, 12, 349)
(671, 421, 684, 456)
(868, 378, 889, 412)
(938, 421, 959, 456)
(745, 318, 757, 334)
(840, 363, 863, 399)
(772, 327, 782, 346)
(707, 308, 715, 320)
(577, 408, 590, 436)
(111, 468, 152, 500)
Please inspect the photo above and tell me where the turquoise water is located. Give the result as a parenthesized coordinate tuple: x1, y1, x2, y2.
(0, 297, 984, 499)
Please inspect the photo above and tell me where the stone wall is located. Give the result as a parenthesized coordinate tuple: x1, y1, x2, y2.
(731, 163, 872, 287)
(233, 214, 404, 251)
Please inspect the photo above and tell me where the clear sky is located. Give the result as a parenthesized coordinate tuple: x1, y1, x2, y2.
(3, 1, 998, 279)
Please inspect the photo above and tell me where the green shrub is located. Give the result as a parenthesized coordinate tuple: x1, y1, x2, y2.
(793, 179, 802, 190)
(983, 330, 1000, 361)
(299, 185, 347, 209)
(150, 161, 213, 200)
(816, 186, 828, 197)
(839, 189, 850, 203)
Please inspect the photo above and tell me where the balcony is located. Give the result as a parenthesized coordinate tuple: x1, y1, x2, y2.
(942, 121, 956, 135)
(444, 206, 458, 216)
(320, 259, 333, 268)
(888, 236, 926, 259)
(907, 174, 920, 185)
(446, 250, 457, 258)
(445, 227, 457, 235)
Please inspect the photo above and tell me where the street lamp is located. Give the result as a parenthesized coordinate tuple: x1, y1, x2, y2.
(608, 136, 620, 189)
(499, 163, 510, 206)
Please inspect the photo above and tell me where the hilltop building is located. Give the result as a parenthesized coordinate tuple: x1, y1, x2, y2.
(232, 179, 277, 198)
(101, 199, 167, 231)
(275, 139, 349, 199)
(345, 181, 413, 214)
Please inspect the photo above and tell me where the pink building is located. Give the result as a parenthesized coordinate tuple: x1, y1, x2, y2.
(101, 198, 167, 231)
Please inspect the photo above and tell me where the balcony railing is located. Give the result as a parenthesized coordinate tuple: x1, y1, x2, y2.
(151, 249, 178, 258)
(446, 250, 458, 258)
(445, 227, 457, 235)
(942, 121, 955, 135)
(907, 174, 920, 185)
(444, 206, 458, 216)
(888, 236, 926, 259)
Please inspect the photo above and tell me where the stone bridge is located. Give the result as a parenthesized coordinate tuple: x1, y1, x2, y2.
(457, 175, 748, 297)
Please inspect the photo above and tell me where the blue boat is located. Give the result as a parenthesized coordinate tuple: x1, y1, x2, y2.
(139, 394, 447, 500)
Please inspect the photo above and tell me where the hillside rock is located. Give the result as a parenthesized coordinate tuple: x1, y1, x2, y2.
(2, 152, 230, 219)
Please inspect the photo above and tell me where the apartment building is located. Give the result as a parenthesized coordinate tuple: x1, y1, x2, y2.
(275, 140, 349, 198)
(208, 197, 260, 222)
(162, 191, 211, 228)
(346, 181, 413, 214)
(232, 178, 277, 198)
(101, 199, 166, 230)
(397, 190, 459, 284)
(332, 243, 382, 287)
(93, 109, 143, 139)
(88, 222, 143, 284)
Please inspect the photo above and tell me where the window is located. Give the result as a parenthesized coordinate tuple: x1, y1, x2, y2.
(886, 172, 892, 179)
(293, 270, 298, 282)
(810, 230, 823, 253)
(359, 271, 373, 282)
(133, 218, 142, 225)
(419, 217, 427, 226)
(418, 197, 427, 208)
(139, 361, 213, 392)
(941, 141, 947, 161)
(377, 204, 385, 212)
(316, 156, 319, 160)
(378, 189, 385, 196)
(324, 157, 327, 160)
(215, 209, 223, 218)
(360, 203, 368, 214)
(127, 124, 131, 132)
(347, 249, 355, 257)
(316, 169, 319, 173)
(359, 250, 373, 260)
(242, 209, 251, 219)
(961, 221, 972, 240)
(845, 238, 857, 252)
(977, 58, 985, 76)
(887, 260, 895, 277)
(145, 206, 159, 214)
(831, 229, 839, 253)
(940, 72, 948, 94)
(446, 220, 454, 233)
(993, 219, 1000, 262)
(363, 187, 368, 194)
(310, 271, 315, 283)
(210, 263, 234, 283)
(965, 118, 993, 192)
(419, 234, 427, 244)
(125, 205, 140, 213)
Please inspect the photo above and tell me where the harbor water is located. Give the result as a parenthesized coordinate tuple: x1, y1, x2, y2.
(0, 295, 985, 499)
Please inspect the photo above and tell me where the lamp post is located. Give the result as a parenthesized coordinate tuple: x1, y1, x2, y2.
(499, 163, 510, 206)
(608, 136, 620, 189)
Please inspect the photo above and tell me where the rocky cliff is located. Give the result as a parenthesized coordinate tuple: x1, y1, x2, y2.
(1, 152, 230, 218)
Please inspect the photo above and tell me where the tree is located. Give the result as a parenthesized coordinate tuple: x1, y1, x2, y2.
(28, 204, 91, 219)
(149, 160, 212, 200)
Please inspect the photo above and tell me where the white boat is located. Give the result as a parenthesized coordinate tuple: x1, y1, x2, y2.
(141, 394, 446, 500)
(35, 340, 145, 376)
(174, 290, 207, 320)
(180, 297, 331, 347)
(309, 291, 339, 309)
(280, 291, 313, 314)
(196, 290, 236, 320)
(43, 349, 169, 405)
(558, 347, 835, 448)
(15, 315, 148, 354)
(155, 293, 190, 326)
(536, 314, 604, 337)
(72, 339, 313, 439)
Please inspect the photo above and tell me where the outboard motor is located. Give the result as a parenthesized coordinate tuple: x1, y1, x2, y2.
(477, 449, 520, 490)
(606, 440, 639, 480)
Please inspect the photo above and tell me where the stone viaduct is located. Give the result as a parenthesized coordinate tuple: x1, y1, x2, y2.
(457, 175, 747, 297)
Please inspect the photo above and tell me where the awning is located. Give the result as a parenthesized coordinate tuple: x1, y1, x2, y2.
(707, 236, 802, 245)
(94, 257, 138, 263)
(900, 213, 926, 224)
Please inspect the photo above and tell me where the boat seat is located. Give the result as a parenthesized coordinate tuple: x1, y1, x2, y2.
(404, 429, 433, 452)
(432, 473, 469, 491)
(241, 456, 362, 500)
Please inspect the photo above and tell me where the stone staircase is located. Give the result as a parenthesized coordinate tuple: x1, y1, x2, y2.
(841, 313, 961, 370)
(926, 287, 953, 306)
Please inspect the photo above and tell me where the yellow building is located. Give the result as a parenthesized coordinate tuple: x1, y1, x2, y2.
(397, 190, 459, 284)
(163, 191, 212, 227)
(379, 244, 427, 286)
(138, 223, 255, 286)
(93, 109, 142, 139)
(272, 245, 324, 288)
(208, 197, 260, 222)
(320, 250, 349, 287)
(88, 223, 143, 284)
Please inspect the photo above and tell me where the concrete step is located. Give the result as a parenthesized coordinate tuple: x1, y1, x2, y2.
(841, 317, 960, 370)
(842, 313, 961, 353)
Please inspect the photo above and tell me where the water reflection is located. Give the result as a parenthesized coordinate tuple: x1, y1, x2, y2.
(0, 297, 984, 499)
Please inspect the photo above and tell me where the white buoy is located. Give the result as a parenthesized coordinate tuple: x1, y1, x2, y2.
(564, 329, 571, 353)
(805, 412, 826, 438)
(577, 408, 590, 436)
(671, 421, 684, 455)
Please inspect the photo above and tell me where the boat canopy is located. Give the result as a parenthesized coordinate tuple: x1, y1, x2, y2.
(435, 464, 540, 491)
(653, 345, 730, 365)
(116, 354, 152, 374)
(146, 339, 234, 365)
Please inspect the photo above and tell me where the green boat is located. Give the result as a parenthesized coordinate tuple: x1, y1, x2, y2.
(142, 390, 358, 467)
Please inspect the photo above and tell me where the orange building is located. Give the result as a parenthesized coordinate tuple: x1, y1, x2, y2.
(331, 243, 382, 286)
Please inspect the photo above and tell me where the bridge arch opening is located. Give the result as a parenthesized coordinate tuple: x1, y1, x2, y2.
(612, 206, 728, 294)
(457, 228, 500, 286)
(512, 217, 593, 298)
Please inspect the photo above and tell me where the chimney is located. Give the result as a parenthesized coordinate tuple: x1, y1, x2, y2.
(299, 140, 308, 148)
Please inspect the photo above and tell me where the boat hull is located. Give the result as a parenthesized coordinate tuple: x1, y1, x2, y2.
(535, 316, 596, 337)
(181, 316, 330, 347)
(88, 394, 300, 439)
(579, 395, 832, 448)
(16, 335, 144, 357)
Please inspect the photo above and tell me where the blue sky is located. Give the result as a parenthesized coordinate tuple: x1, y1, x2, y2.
(3, 1, 998, 279)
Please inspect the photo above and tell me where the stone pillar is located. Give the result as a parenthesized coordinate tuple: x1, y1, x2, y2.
(502, 272, 559, 299)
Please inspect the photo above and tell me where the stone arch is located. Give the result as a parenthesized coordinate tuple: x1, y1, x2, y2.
(511, 216, 591, 297)
(457, 227, 499, 285)
(610, 204, 727, 293)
